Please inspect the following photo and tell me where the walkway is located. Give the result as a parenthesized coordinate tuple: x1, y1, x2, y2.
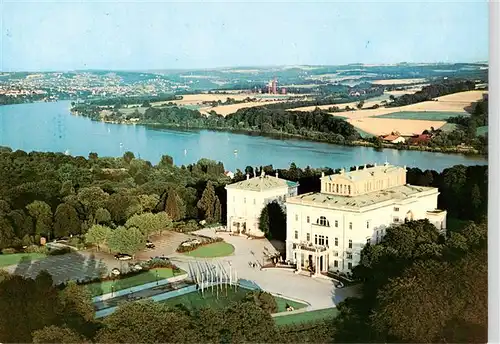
(168, 228, 361, 310)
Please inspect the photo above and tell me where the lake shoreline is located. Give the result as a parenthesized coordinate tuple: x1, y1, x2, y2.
(80, 114, 484, 158)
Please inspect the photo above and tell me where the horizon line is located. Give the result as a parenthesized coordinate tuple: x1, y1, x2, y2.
(0, 60, 489, 74)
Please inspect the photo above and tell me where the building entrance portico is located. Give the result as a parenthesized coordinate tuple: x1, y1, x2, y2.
(293, 243, 329, 277)
(229, 217, 247, 234)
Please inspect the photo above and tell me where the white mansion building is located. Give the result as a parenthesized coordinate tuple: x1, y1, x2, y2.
(225, 171, 299, 237)
(285, 163, 447, 275)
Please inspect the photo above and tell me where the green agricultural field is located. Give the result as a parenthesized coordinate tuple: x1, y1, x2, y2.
(160, 286, 307, 313)
(354, 127, 374, 138)
(183, 242, 235, 258)
(85, 268, 184, 297)
(439, 123, 459, 132)
(376, 111, 469, 121)
(0, 253, 46, 268)
(274, 307, 339, 326)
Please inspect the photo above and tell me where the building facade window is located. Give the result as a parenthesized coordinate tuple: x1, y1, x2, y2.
(334, 220, 338, 228)
(334, 237, 338, 246)
(294, 231, 298, 239)
(346, 253, 353, 259)
(295, 214, 298, 221)
(253, 198, 256, 205)
(394, 217, 400, 223)
(349, 222, 352, 230)
(326, 236, 329, 247)
(348, 240, 352, 249)
(306, 233, 310, 242)
(366, 238, 371, 245)
(348, 185, 351, 195)
(317, 216, 330, 227)
(334, 260, 338, 268)
(348, 262, 352, 270)
(394, 207, 399, 211)
(318, 235, 325, 246)
(366, 221, 370, 229)
(314, 234, 318, 245)
(244, 197, 246, 204)
(336, 184, 339, 193)
(306, 216, 310, 223)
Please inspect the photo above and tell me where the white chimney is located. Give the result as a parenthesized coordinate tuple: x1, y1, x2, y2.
(246, 173, 249, 180)
(374, 163, 377, 167)
(321, 172, 325, 178)
(356, 166, 359, 171)
(340, 168, 345, 174)
(364, 164, 367, 169)
(275, 172, 279, 178)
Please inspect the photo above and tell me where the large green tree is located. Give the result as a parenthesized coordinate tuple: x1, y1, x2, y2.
(84, 224, 111, 251)
(106, 226, 145, 256)
(53, 203, 81, 238)
(26, 200, 53, 239)
(197, 181, 217, 223)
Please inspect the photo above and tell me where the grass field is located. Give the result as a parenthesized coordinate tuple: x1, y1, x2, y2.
(274, 307, 339, 326)
(85, 268, 183, 297)
(183, 242, 235, 258)
(375, 111, 469, 121)
(160, 286, 307, 313)
(0, 253, 46, 268)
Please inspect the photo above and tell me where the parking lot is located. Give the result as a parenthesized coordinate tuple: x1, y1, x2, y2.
(2, 251, 119, 285)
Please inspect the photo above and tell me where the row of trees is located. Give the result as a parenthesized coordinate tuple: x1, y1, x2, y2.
(0, 146, 487, 251)
(0, 270, 334, 343)
(0, 148, 227, 250)
(386, 80, 476, 107)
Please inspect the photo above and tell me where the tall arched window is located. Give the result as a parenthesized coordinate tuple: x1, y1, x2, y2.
(316, 216, 330, 227)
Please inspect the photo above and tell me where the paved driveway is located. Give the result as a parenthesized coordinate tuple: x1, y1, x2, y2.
(168, 228, 361, 310)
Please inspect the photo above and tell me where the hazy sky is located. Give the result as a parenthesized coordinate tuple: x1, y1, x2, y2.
(0, 0, 489, 71)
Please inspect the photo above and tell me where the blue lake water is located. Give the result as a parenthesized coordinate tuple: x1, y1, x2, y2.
(0, 101, 487, 172)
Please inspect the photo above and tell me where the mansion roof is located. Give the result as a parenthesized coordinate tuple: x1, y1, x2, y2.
(286, 184, 437, 210)
(225, 174, 299, 192)
(321, 163, 405, 183)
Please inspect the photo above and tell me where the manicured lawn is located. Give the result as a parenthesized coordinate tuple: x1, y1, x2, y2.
(160, 286, 307, 313)
(85, 268, 184, 297)
(376, 111, 469, 121)
(183, 242, 235, 258)
(274, 307, 339, 326)
(0, 253, 46, 268)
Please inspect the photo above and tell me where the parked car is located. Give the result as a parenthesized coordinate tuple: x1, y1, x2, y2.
(114, 253, 132, 261)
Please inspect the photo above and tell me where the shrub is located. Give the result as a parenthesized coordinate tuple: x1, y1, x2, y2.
(172, 220, 200, 233)
(243, 290, 279, 314)
(1, 248, 17, 254)
(48, 247, 72, 256)
(175, 236, 224, 253)
(142, 258, 173, 269)
(24, 245, 48, 254)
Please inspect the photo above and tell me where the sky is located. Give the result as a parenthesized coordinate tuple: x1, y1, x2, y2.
(0, 0, 490, 72)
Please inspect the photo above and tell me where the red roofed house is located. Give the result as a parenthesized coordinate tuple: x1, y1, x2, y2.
(380, 134, 406, 144)
(409, 134, 432, 145)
